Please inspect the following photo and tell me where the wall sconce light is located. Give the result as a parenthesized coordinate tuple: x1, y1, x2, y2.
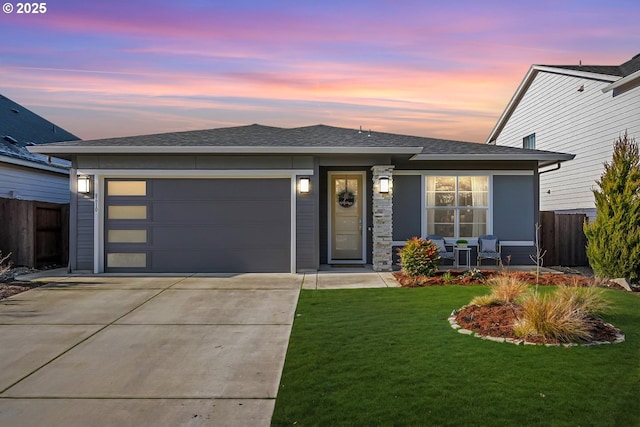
(299, 177, 310, 194)
(77, 175, 91, 194)
(379, 176, 390, 193)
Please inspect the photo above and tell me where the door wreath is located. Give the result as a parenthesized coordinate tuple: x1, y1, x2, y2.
(337, 189, 356, 207)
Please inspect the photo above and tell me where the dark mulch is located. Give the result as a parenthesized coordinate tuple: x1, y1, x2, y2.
(0, 266, 53, 301)
(0, 282, 45, 301)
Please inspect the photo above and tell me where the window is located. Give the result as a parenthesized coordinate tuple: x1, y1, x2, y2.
(523, 133, 536, 149)
(425, 176, 488, 239)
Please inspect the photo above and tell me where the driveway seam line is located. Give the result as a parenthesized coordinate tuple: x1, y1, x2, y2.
(0, 276, 191, 394)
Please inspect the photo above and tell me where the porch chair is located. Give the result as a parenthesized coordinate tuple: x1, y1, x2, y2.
(476, 234, 502, 266)
(426, 234, 455, 265)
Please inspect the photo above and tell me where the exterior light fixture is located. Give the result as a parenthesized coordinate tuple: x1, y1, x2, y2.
(299, 177, 310, 194)
(379, 176, 390, 193)
(77, 175, 91, 194)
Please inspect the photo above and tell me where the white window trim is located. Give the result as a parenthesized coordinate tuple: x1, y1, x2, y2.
(78, 169, 313, 274)
(421, 172, 493, 243)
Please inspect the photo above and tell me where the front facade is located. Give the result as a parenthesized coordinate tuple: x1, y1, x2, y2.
(32, 124, 573, 273)
(486, 54, 640, 219)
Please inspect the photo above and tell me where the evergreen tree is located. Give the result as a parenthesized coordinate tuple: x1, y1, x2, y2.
(584, 132, 640, 280)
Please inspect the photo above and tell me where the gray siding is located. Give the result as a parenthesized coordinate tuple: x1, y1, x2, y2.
(493, 175, 535, 241)
(392, 175, 422, 241)
(76, 195, 94, 270)
(498, 246, 535, 266)
(296, 180, 316, 271)
(0, 163, 69, 203)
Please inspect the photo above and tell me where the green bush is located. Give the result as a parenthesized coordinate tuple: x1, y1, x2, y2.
(584, 132, 640, 281)
(398, 237, 440, 277)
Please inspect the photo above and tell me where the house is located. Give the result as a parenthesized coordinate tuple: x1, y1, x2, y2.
(0, 94, 78, 203)
(30, 124, 573, 273)
(0, 94, 79, 267)
(486, 54, 640, 219)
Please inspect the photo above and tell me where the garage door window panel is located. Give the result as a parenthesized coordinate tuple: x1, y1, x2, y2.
(107, 229, 148, 243)
(107, 181, 147, 196)
(107, 205, 148, 220)
(106, 252, 147, 268)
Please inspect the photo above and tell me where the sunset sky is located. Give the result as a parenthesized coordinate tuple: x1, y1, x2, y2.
(1, 0, 638, 142)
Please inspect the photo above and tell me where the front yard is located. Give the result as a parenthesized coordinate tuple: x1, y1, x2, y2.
(272, 286, 639, 426)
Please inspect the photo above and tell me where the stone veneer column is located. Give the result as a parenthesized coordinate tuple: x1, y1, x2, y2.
(371, 165, 394, 271)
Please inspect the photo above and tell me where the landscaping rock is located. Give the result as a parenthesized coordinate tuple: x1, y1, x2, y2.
(611, 278, 633, 292)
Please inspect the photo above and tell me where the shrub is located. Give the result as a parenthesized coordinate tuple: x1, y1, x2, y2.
(397, 237, 440, 277)
(442, 271, 454, 283)
(584, 132, 640, 281)
(471, 274, 528, 306)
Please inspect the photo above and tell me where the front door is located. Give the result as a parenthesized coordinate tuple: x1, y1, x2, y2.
(330, 173, 364, 262)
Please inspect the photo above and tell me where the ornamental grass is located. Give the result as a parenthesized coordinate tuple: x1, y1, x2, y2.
(471, 274, 528, 306)
(513, 286, 610, 343)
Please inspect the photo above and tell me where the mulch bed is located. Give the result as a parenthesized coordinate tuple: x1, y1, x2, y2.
(0, 282, 45, 301)
(392, 270, 628, 290)
(0, 266, 50, 301)
(393, 269, 629, 345)
(455, 304, 622, 345)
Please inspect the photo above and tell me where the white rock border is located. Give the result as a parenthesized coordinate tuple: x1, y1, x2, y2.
(449, 306, 625, 347)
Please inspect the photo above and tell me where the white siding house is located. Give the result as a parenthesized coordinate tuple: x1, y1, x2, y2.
(0, 157, 70, 204)
(486, 54, 640, 218)
(0, 94, 78, 203)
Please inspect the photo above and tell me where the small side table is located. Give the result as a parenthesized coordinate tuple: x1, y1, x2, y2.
(454, 246, 471, 269)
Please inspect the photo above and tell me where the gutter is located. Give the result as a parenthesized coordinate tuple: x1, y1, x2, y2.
(602, 69, 640, 93)
(538, 162, 561, 175)
(0, 154, 70, 174)
(28, 145, 424, 157)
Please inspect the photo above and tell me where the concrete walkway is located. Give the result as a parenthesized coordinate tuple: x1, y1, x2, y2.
(0, 269, 397, 426)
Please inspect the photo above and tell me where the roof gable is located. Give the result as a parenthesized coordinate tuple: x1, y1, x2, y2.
(486, 54, 640, 144)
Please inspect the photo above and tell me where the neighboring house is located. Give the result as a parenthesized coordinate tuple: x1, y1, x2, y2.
(31, 124, 573, 273)
(0, 94, 79, 267)
(486, 54, 640, 219)
(0, 94, 78, 203)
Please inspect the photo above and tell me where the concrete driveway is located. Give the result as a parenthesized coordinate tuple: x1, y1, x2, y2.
(0, 273, 302, 427)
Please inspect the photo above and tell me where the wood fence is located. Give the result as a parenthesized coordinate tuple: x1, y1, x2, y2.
(539, 211, 588, 267)
(0, 198, 69, 268)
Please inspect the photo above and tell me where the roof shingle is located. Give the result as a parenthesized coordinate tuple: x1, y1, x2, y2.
(0, 94, 78, 168)
(31, 123, 573, 167)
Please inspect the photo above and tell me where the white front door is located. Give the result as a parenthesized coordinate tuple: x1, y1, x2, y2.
(330, 173, 365, 262)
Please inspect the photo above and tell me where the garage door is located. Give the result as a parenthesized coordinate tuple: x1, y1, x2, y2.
(104, 178, 291, 273)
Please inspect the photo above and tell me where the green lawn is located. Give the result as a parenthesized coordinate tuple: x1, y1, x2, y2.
(272, 286, 639, 427)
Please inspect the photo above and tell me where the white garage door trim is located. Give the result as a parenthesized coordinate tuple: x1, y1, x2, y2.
(78, 169, 314, 274)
